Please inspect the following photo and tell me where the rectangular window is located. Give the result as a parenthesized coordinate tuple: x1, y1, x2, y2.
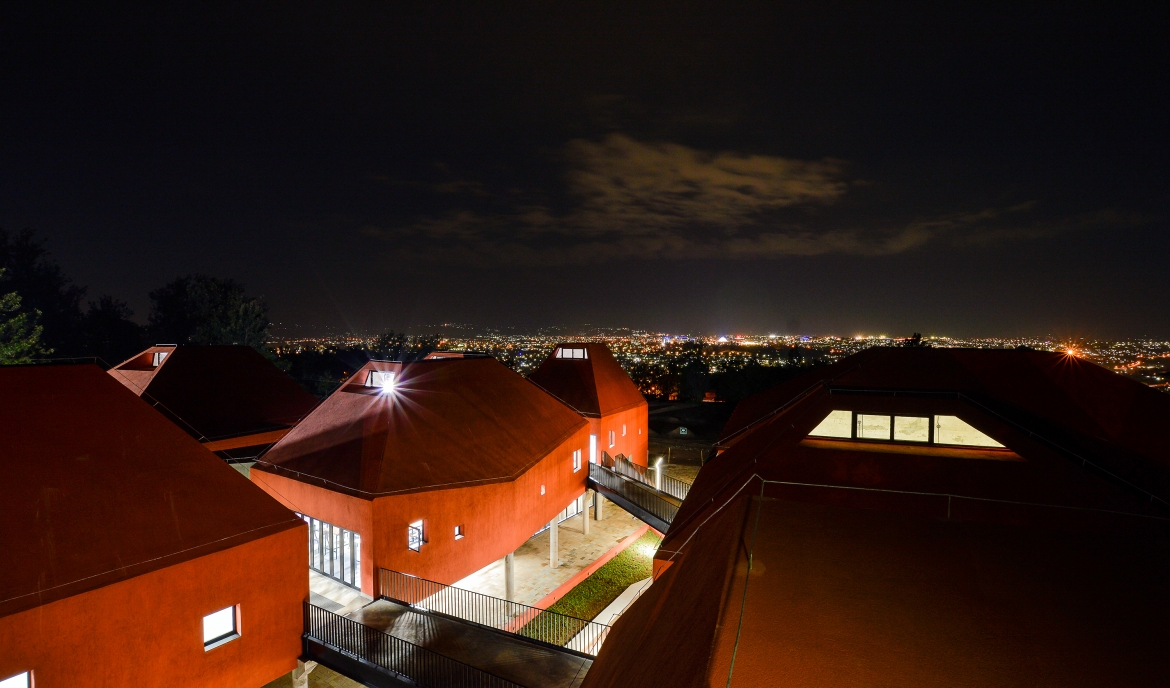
(151, 351, 167, 367)
(408, 520, 425, 551)
(857, 414, 892, 440)
(203, 606, 238, 650)
(572, 449, 582, 472)
(555, 347, 588, 359)
(622, 424, 627, 437)
(589, 434, 597, 464)
(893, 416, 931, 442)
(608, 430, 616, 448)
(297, 512, 361, 589)
(366, 370, 395, 390)
(0, 673, 30, 688)
(809, 410, 852, 438)
(935, 416, 1004, 447)
(455, 525, 465, 540)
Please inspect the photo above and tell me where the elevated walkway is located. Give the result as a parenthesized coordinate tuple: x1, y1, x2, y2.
(587, 462, 685, 533)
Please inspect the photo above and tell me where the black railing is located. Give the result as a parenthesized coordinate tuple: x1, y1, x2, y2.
(608, 455, 692, 501)
(378, 569, 611, 655)
(589, 462, 679, 528)
(303, 602, 522, 688)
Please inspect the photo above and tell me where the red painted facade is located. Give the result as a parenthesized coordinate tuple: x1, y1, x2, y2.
(527, 342, 650, 466)
(0, 365, 308, 688)
(252, 357, 594, 592)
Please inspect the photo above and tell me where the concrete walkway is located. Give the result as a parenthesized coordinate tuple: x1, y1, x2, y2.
(349, 599, 591, 688)
(310, 570, 372, 616)
(592, 577, 652, 627)
(453, 499, 644, 607)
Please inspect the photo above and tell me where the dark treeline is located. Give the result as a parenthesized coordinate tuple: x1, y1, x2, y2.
(627, 341, 826, 404)
(274, 333, 441, 397)
(0, 228, 275, 365)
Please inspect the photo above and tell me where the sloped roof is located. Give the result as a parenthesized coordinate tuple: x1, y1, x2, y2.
(0, 365, 303, 619)
(583, 348, 1170, 687)
(254, 357, 588, 498)
(109, 345, 318, 442)
(526, 342, 645, 417)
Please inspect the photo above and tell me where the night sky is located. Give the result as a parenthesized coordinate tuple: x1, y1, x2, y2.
(2, 3, 1167, 337)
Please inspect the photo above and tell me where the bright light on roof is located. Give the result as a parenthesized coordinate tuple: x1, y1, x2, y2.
(366, 370, 396, 393)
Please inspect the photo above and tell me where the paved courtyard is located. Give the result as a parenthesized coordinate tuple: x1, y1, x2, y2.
(261, 664, 363, 688)
(454, 498, 645, 607)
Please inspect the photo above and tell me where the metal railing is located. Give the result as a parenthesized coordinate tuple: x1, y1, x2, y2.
(303, 602, 522, 688)
(589, 462, 679, 527)
(378, 569, 611, 655)
(608, 455, 692, 501)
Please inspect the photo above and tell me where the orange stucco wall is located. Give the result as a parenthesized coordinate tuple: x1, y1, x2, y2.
(251, 425, 593, 593)
(593, 403, 649, 467)
(250, 470, 376, 595)
(0, 524, 307, 688)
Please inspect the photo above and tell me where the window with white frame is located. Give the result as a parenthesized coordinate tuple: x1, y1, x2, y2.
(608, 430, 615, 448)
(589, 434, 597, 463)
(0, 672, 31, 688)
(365, 370, 395, 391)
(555, 347, 588, 359)
(455, 524, 465, 540)
(203, 606, 238, 650)
(572, 448, 582, 472)
(622, 424, 626, 437)
(151, 351, 168, 367)
(806, 410, 1003, 448)
(408, 520, 426, 551)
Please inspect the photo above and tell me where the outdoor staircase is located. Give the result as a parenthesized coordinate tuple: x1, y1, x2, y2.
(587, 457, 690, 533)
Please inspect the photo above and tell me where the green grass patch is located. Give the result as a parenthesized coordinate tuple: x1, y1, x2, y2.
(519, 530, 661, 645)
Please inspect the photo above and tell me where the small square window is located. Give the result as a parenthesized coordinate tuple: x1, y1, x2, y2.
(0, 672, 31, 688)
(408, 520, 425, 551)
(203, 606, 238, 650)
(455, 525, 465, 540)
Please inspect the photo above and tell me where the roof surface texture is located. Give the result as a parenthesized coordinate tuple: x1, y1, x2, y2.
(583, 348, 1170, 688)
(254, 357, 588, 498)
(526, 342, 645, 418)
(0, 365, 303, 619)
(109, 345, 319, 442)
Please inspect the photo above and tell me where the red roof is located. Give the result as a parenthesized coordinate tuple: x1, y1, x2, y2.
(109, 345, 318, 443)
(0, 365, 303, 619)
(583, 348, 1170, 687)
(527, 343, 645, 418)
(254, 357, 587, 498)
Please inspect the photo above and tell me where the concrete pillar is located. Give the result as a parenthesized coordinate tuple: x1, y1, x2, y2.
(505, 551, 515, 601)
(291, 660, 317, 688)
(595, 493, 605, 521)
(549, 517, 559, 568)
(582, 491, 592, 536)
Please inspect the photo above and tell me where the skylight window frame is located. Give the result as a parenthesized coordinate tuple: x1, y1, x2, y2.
(809, 411, 1004, 448)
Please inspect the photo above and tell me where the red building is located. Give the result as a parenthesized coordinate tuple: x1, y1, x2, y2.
(0, 365, 307, 688)
(584, 348, 1170, 687)
(528, 342, 649, 467)
(251, 356, 592, 595)
(108, 345, 319, 461)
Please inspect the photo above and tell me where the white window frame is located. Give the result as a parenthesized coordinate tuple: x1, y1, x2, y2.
(572, 449, 582, 472)
(151, 351, 167, 367)
(203, 605, 239, 651)
(589, 434, 597, 464)
(622, 424, 627, 437)
(408, 520, 426, 552)
(0, 672, 31, 688)
(608, 430, 616, 448)
(555, 347, 588, 359)
(455, 524, 465, 540)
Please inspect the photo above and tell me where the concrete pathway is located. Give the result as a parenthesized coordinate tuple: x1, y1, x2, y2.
(349, 599, 592, 688)
(592, 577, 652, 627)
(261, 664, 362, 688)
(454, 500, 644, 607)
(310, 570, 372, 616)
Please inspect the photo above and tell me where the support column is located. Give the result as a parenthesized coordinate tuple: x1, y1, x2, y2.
(595, 493, 605, 521)
(505, 551, 515, 601)
(291, 660, 317, 688)
(549, 517, 559, 569)
(582, 491, 592, 536)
